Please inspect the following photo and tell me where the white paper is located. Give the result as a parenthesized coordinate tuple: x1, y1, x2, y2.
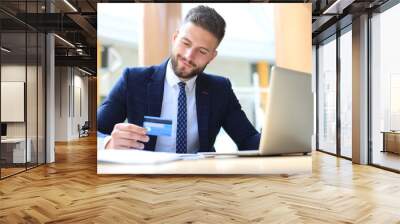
(98, 149, 183, 164)
(178, 153, 206, 160)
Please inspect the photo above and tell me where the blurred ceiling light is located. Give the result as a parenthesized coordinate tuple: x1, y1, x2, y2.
(54, 34, 75, 48)
(63, 0, 78, 12)
(1, 47, 11, 53)
(78, 67, 93, 76)
(323, 0, 355, 15)
(76, 48, 84, 55)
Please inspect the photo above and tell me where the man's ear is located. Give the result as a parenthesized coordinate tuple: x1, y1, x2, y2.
(210, 50, 218, 61)
(172, 30, 179, 43)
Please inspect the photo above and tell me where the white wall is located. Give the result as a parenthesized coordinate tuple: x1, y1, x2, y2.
(54, 67, 89, 141)
(205, 57, 254, 121)
(1, 64, 46, 163)
(72, 73, 89, 138)
(98, 44, 139, 99)
(1, 65, 29, 138)
(206, 57, 253, 87)
(55, 67, 68, 141)
(1, 65, 26, 144)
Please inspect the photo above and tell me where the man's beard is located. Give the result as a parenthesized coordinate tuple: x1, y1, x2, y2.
(171, 54, 207, 79)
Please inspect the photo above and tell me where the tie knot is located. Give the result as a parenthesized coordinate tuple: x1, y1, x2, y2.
(178, 81, 186, 90)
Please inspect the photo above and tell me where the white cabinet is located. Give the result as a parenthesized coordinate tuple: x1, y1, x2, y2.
(1, 138, 32, 163)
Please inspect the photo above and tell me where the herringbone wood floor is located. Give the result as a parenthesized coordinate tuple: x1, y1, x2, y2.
(1, 135, 400, 223)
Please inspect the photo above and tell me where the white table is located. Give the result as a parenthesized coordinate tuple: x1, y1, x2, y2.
(97, 153, 311, 175)
(1, 138, 31, 163)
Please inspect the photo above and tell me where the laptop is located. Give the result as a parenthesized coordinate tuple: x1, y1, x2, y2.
(200, 66, 314, 157)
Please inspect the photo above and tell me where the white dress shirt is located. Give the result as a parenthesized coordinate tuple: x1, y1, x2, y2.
(155, 60, 200, 153)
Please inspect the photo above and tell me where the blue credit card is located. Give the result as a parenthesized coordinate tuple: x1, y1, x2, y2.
(143, 116, 172, 136)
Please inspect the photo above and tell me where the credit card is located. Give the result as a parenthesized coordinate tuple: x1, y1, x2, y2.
(143, 116, 172, 136)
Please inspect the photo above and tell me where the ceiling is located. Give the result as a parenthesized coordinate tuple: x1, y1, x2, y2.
(0, 0, 100, 74)
(311, 0, 391, 44)
(1, 0, 396, 73)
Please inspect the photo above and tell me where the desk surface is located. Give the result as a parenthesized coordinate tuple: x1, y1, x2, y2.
(1, 138, 26, 143)
(97, 155, 311, 175)
(381, 131, 400, 134)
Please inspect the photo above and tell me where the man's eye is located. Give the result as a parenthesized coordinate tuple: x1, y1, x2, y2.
(182, 41, 190, 46)
(200, 50, 207, 55)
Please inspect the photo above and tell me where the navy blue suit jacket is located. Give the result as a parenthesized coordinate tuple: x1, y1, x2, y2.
(97, 59, 260, 152)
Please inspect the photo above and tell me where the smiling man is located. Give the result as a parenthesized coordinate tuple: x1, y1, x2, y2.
(97, 5, 260, 153)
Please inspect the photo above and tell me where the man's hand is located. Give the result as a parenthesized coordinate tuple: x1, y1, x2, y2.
(105, 123, 149, 149)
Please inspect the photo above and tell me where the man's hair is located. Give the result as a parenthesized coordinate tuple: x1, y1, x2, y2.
(183, 5, 226, 43)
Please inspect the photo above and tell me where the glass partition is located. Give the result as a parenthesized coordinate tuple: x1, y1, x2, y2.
(339, 28, 352, 158)
(1, 31, 28, 177)
(317, 36, 337, 155)
(0, 0, 46, 179)
(38, 32, 45, 165)
(27, 30, 38, 169)
(371, 3, 400, 171)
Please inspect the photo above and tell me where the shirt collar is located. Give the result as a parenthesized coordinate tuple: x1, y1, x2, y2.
(166, 59, 197, 92)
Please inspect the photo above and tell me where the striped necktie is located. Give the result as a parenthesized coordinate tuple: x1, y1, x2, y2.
(176, 81, 187, 153)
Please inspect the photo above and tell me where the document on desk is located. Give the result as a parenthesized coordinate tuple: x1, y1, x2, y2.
(98, 149, 204, 164)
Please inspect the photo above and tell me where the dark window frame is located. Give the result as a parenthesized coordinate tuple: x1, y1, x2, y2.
(0, 0, 47, 180)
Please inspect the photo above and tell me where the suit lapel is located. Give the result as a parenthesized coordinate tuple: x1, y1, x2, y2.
(145, 60, 168, 151)
(196, 74, 210, 152)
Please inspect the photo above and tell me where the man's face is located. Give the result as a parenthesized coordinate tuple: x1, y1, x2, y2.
(171, 22, 219, 80)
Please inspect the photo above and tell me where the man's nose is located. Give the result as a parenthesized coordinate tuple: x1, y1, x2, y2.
(184, 48, 195, 61)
